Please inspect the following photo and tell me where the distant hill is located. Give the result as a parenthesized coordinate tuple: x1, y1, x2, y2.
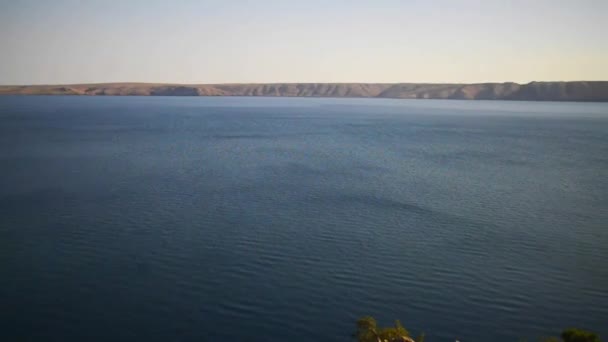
(1, 81, 607, 101)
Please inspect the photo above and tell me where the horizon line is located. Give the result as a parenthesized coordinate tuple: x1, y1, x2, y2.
(2, 80, 608, 87)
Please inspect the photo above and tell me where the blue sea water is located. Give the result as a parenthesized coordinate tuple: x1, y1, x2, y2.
(0, 96, 607, 342)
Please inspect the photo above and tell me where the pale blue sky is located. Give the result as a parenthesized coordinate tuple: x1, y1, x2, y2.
(1, 0, 607, 84)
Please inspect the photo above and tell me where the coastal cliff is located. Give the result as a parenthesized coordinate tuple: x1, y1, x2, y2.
(1, 81, 607, 102)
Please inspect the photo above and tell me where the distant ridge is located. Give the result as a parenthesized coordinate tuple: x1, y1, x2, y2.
(1, 81, 607, 102)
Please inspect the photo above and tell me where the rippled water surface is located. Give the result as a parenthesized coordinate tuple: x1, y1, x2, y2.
(1, 96, 607, 341)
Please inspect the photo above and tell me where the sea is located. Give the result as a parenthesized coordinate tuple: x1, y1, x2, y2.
(1, 96, 607, 342)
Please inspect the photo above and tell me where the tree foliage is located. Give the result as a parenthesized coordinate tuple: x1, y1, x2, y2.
(356, 316, 419, 342)
(355, 317, 600, 342)
(561, 328, 601, 342)
(356, 316, 380, 342)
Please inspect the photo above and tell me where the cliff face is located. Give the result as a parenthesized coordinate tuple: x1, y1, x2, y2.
(505, 81, 608, 102)
(1, 81, 607, 101)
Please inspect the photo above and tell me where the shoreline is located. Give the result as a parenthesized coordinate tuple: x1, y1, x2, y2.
(1, 81, 607, 102)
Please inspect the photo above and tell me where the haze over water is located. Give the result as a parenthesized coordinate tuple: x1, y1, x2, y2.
(1, 96, 607, 341)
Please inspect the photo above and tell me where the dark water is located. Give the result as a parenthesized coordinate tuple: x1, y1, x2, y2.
(1, 96, 607, 342)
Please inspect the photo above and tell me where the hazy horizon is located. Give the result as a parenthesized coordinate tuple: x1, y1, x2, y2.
(3, 80, 607, 87)
(1, 0, 607, 85)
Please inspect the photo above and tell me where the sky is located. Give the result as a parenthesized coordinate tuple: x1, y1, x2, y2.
(1, 0, 607, 85)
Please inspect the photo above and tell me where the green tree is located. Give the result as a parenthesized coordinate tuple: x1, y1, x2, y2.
(356, 317, 413, 342)
(561, 328, 601, 342)
(356, 316, 381, 342)
(377, 320, 411, 341)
